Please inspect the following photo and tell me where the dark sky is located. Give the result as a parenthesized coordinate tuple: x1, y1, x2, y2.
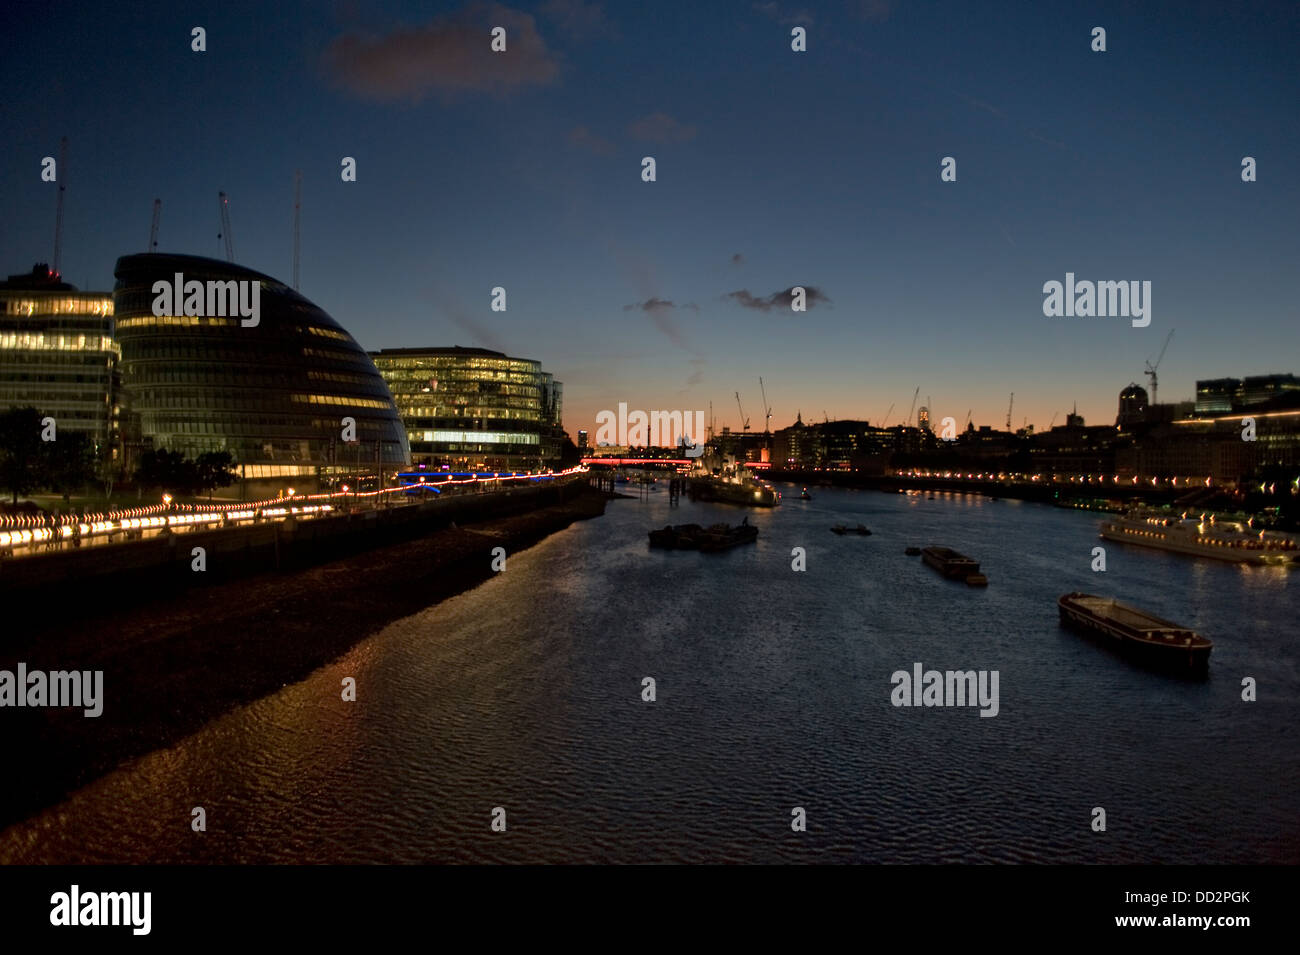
(3, 0, 1297, 437)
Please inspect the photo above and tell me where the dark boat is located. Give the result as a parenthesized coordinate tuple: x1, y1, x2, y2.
(921, 545, 983, 581)
(831, 524, 871, 536)
(1058, 592, 1212, 670)
(648, 523, 705, 549)
(688, 475, 780, 507)
(696, 522, 759, 552)
(904, 546, 922, 556)
(799, 487, 813, 500)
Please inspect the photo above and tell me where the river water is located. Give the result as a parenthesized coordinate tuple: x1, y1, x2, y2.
(2, 486, 1296, 863)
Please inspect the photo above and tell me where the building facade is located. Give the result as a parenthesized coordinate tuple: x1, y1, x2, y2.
(370, 346, 564, 471)
(0, 265, 118, 453)
(113, 253, 408, 490)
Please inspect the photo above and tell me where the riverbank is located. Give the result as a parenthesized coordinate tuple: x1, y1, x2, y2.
(0, 485, 611, 830)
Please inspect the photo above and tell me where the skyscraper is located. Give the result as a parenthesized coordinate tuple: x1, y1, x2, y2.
(0, 264, 117, 454)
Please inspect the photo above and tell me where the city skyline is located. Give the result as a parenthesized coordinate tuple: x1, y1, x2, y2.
(2, 0, 1297, 437)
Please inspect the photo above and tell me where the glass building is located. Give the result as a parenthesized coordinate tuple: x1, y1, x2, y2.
(370, 346, 563, 470)
(113, 253, 409, 489)
(0, 264, 118, 453)
(1116, 382, 1149, 431)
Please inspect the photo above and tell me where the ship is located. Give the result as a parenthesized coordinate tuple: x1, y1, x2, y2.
(831, 524, 871, 536)
(687, 458, 780, 507)
(920, 546, 984, 582)
(648, 523, 705, 549)
(697, 522, 759, 552)
(1099, 509, 1300, 565)
(649, 521, 758, 551)
(1058, 592, 1212, 670)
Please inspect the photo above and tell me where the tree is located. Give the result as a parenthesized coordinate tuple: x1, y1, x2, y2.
(559, 434, 581, 468)
(0, 407, 45, 505)
(194, 451, 238, 501)
(44, 431, 98, 504)
(134, 448, 197, 497)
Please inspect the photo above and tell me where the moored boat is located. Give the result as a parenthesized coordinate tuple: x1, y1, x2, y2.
(648, 523, 704, 549)
(688, 475, 780, 507)
(696, 522, 759, 552)
(1058, 592, 1211, 670)
(1099, 510, 1300, 565)
(921, 545, 982, 581)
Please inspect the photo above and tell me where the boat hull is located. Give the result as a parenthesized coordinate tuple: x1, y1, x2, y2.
(921, 546, 981, 580)
(1099, 521, 1299, 565)
(688, 478, 780, 508)
(697, 525, 759, 552)
(1058, 592, 1211, 671)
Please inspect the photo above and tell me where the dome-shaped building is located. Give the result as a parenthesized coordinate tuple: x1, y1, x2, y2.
(113, 253, 409, 493)
(1116, 382, 1149, 432)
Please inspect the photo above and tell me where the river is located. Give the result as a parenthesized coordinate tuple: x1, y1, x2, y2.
(2, 485, 1296, 863)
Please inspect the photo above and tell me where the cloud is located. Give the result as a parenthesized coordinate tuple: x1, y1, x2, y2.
(427, 283, 509, 352)
(623, 298, 699, 350)
(730, 253, 744, 266)
(568, 124, 616, 155)
(628, 111, 697, 144)
(753, 2, 814, 24)
(725, 286, 831, 311)
(445, 313, 507, 353)
(855, 0, 893, 21)
(960, 93, 1006, 120)
(1027, 129, 1066, 150)
(323, 3, 560, 102)
(540, 0, 616, 39)
(685, 358, 707, 387)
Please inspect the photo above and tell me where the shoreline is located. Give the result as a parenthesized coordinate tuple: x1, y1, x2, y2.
(0, 486, 611, 831)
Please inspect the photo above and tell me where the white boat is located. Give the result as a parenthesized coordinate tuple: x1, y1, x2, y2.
(1099, 510, 1300, 565)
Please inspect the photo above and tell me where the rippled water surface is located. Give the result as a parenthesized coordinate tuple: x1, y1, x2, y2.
(3, 487, 1297, 863)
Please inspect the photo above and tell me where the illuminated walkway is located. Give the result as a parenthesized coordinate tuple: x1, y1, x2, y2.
(0, 467, 585, 559)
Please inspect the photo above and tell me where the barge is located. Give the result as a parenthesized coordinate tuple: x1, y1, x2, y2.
(1058, 592, 1212, 670)
(921, 545, 982, 581)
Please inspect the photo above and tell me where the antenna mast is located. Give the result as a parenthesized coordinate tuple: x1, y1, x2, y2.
(148, 199, 161, 252)
(218, 191, 234, 261)
(292, 170, 301, 290)
(52, 137, 68, 276)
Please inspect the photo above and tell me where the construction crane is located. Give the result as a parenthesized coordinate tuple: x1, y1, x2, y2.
(52, 137, 68, 276)
(907, 386, 919, 428)
(882, 403, 895, 428)
(1006, 393, 1014, 430)
(1145, 328, 1175, 406)
(148, 199, 161, 253)
(758, 377, 772, 434)
(292, 170, 302, 290)
(964, 409, 972, 430)
(1049, 411, 1058, 429)
(217, 191, 234, 262)
(735, 392, 750, 431)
